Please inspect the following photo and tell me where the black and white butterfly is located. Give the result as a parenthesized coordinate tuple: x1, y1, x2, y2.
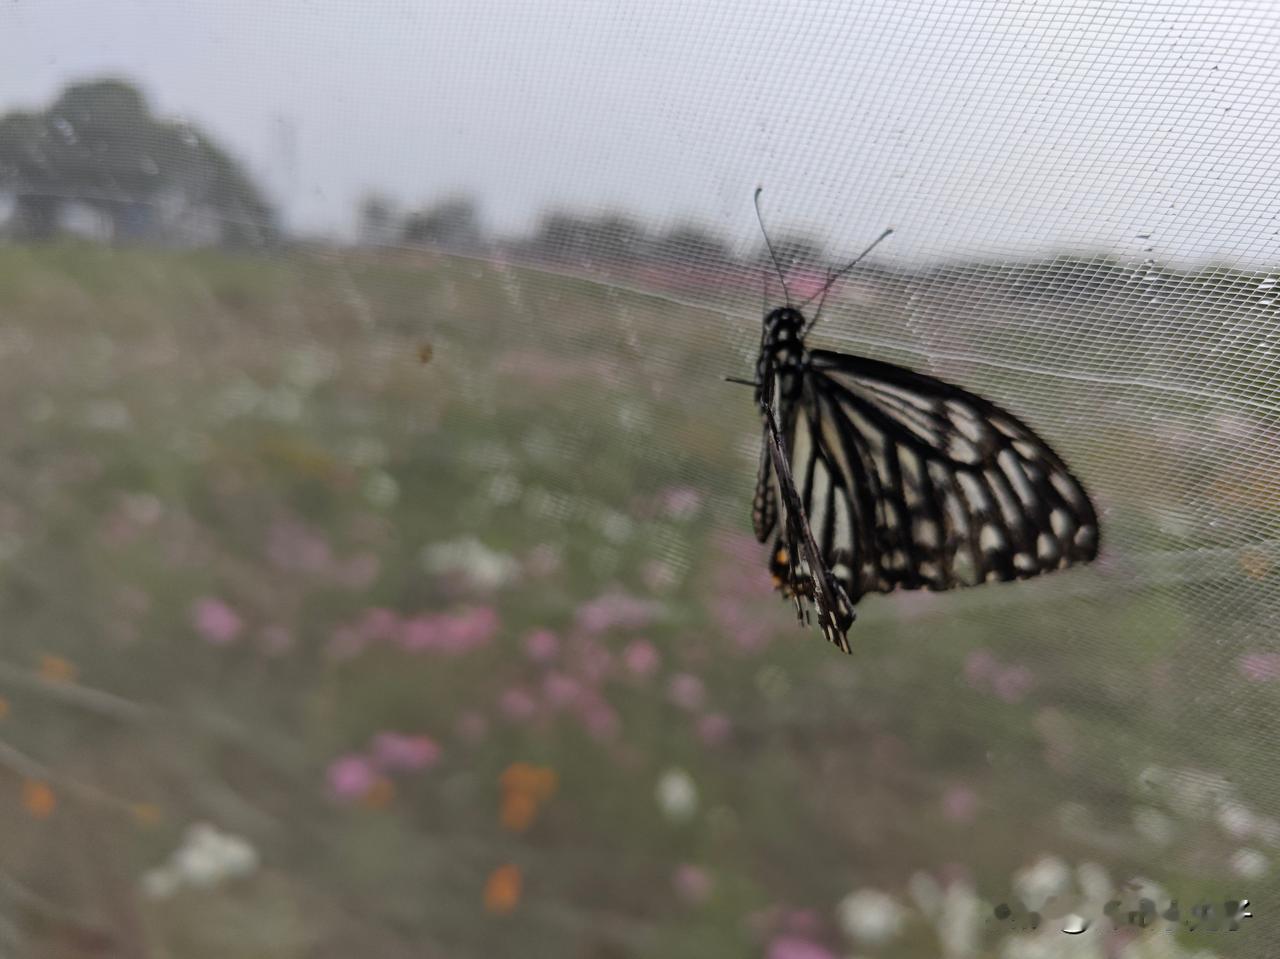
(736, 190, 1100, 653)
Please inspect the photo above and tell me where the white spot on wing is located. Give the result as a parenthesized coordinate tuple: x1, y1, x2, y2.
(1037, 533, 1059, 561)
(979, 523, 1004, 552)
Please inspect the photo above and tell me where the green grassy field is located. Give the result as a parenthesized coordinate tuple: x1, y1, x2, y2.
(0, 242, 1273, 958)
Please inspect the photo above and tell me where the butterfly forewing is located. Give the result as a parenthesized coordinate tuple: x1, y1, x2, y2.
(807, 349, 1099, 602)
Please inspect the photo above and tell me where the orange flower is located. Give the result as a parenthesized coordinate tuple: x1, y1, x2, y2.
(38, 655, 76, 684)
(0, 695, 10, 719)
(500, 762, 538, 794)
(360, 776, 397, 810)
(484, 864, 522, 914)
(23, 779, 56, 819)
(500, 762, 558, 802)
(132, 803, 163, 825)
(500, 790, 538, 833)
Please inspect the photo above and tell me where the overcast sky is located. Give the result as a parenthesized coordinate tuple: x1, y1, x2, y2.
(4, 0, 1279, 266)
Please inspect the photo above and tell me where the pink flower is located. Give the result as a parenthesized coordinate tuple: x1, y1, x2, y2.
(192, 597, 243, 645)
(399, 607, 499, 653)
(668, 672, 705, 711)
(524, 629, 559, 662)
(500, 687, 538, 721)
(767, 935, 837, 959)
(661, 486, 703, 520)
(697, 713, 731, 746)
(942, 784, 979, 823)
(575, 591, 658, 634)
(623, 639, 660, 678)
(1238, 653, 1280, 683)
(673, 864, 713, 903)
(399, 615, 438, 651)
(542, 670, 582, 708)
(993, 665, 1035, 703)
(371, 732, 441, 772)
(964, 649, 998, 688)
(327, 754, 376, 800)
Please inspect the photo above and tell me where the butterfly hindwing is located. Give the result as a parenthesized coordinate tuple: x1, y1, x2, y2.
(758, 394, 856, 652)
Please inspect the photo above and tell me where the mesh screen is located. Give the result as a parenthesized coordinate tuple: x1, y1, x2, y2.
(1, 1, 1278, 957)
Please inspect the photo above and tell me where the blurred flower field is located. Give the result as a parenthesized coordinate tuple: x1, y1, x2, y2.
(0, 242, 1274, 957)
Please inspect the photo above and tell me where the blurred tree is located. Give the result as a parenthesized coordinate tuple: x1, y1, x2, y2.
(402, 196, 484, 252)
(528, 210, 648, 268)
(0, 78, 276, 246)
(357, 193, 397, 247)
(650, 223, 732, 267)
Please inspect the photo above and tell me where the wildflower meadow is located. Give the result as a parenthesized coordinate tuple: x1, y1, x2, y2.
(0, 242, 1273, 957)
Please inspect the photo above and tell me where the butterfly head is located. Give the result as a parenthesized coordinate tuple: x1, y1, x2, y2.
(762, 305, 806, 341)
(756, 306, 809, 403)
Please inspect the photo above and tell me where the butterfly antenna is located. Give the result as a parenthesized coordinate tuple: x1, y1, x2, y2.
(754, 187, 791, 308)
(806, 266, 836, 335)
(799, 227, 893, 323)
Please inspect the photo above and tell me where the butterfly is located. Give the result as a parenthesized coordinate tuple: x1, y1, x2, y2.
(733, 189, 1100, 653)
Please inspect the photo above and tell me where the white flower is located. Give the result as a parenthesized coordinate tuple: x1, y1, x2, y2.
(908, 870, 942, 920)
(1217, 801, 1255, 839)
(363, 471, 399, 508)
(174, 822, 259, 886)
(937, 881, 980, 957)
(1013, 856, 1071, 912)
(655, 768, 698, 822)
(599, 510, 634, 544)
(420, 536, 519, 589)
(140, 821, 259, 897)
(1074, 862, 1113, 906)
(1163, 768, 1234, 819)
(1230, 847, 1268, 879)
(140, 865, 181, 900)
(837, 888, 906, 946)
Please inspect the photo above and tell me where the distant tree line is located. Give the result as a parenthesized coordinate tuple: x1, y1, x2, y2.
(366, 192, 839, 289)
